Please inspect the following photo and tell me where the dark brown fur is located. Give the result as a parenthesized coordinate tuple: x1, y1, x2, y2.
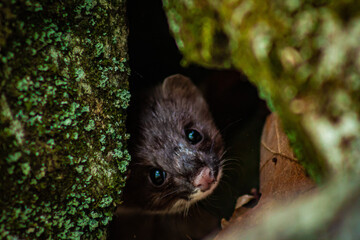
(122, 74, 224, 213)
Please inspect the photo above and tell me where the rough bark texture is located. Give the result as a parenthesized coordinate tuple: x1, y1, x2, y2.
(163, 0, 360, 239)
(0, 0, 130, 239)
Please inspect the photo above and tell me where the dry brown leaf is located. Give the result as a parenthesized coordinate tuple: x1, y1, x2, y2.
(221, 194, 255, 229)
(235, 194, 255, 209)
(216, 113, 317, 239)
(260, 113, 316, 200)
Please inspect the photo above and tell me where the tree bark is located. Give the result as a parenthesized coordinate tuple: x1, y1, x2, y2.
(0, 0, 130, 239)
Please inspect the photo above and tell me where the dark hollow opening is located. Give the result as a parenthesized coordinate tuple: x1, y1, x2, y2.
(108, 0, 269, 239)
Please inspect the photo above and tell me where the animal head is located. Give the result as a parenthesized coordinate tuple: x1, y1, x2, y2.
(123, 74, 224, 213)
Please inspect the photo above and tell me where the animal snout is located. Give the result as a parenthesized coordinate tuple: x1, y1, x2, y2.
(192, 167, 216, 192)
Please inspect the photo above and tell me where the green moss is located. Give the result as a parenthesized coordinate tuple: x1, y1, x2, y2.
(85, 119, 96, 131)
(20, 162, 31, 176)
(6, 152, 22, 163)
(1, 0, 130, 239)
(99, 195, 113, 208)
(163, 0, 360, 181)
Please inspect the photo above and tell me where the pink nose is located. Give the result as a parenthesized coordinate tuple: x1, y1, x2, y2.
(193, 167, 215, 192)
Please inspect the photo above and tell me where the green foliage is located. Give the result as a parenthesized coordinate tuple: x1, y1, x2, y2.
(0, 0, 130, 239)
(163, 0, 360, 181)
(163, 1, 360, 238)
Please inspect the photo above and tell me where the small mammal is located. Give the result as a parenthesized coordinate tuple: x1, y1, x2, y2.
(122, 74, 224, 214)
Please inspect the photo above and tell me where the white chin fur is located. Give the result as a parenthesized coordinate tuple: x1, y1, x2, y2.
(168, 168, 223, 214)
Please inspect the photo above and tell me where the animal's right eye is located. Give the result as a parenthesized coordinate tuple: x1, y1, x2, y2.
(185, 129, 203, 145)
(149, 168, 166, 186)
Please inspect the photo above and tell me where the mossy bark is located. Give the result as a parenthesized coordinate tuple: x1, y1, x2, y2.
(0, 0, 130, 239)
(163, 0, 360, 238)
(163, 0, 360, 180)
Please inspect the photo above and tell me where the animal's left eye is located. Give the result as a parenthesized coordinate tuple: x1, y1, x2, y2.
(185, 129, 203, 145)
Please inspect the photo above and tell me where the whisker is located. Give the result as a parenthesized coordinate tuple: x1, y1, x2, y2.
(182, 202, 191, 217)
(186, 203, 191, 217)
(210, 128, 222, 154)
(202, 197, 219, 209)
(221, 158, 244, 170)
(219, 119, 244, 136)
(160, 189, 181, 200)
(194, 202, 201, 216)
(216, 179, 235, 196)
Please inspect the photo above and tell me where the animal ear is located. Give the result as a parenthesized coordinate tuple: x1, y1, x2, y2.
(162, 74, 199, 97)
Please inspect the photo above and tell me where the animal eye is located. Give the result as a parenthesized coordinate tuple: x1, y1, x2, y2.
(149, 168, 166, 186)
(185, 129, 203, 144)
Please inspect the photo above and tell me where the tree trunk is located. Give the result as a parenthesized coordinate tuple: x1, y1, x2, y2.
(163, 0, 360, 239)
(0, 0, 130, 239)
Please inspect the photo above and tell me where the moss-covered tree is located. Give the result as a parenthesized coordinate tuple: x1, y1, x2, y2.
(163, 0, 360, 238)
(0, 0, 130, 239)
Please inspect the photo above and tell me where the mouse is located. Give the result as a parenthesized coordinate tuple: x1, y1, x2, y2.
(121, 74, 224, 214)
